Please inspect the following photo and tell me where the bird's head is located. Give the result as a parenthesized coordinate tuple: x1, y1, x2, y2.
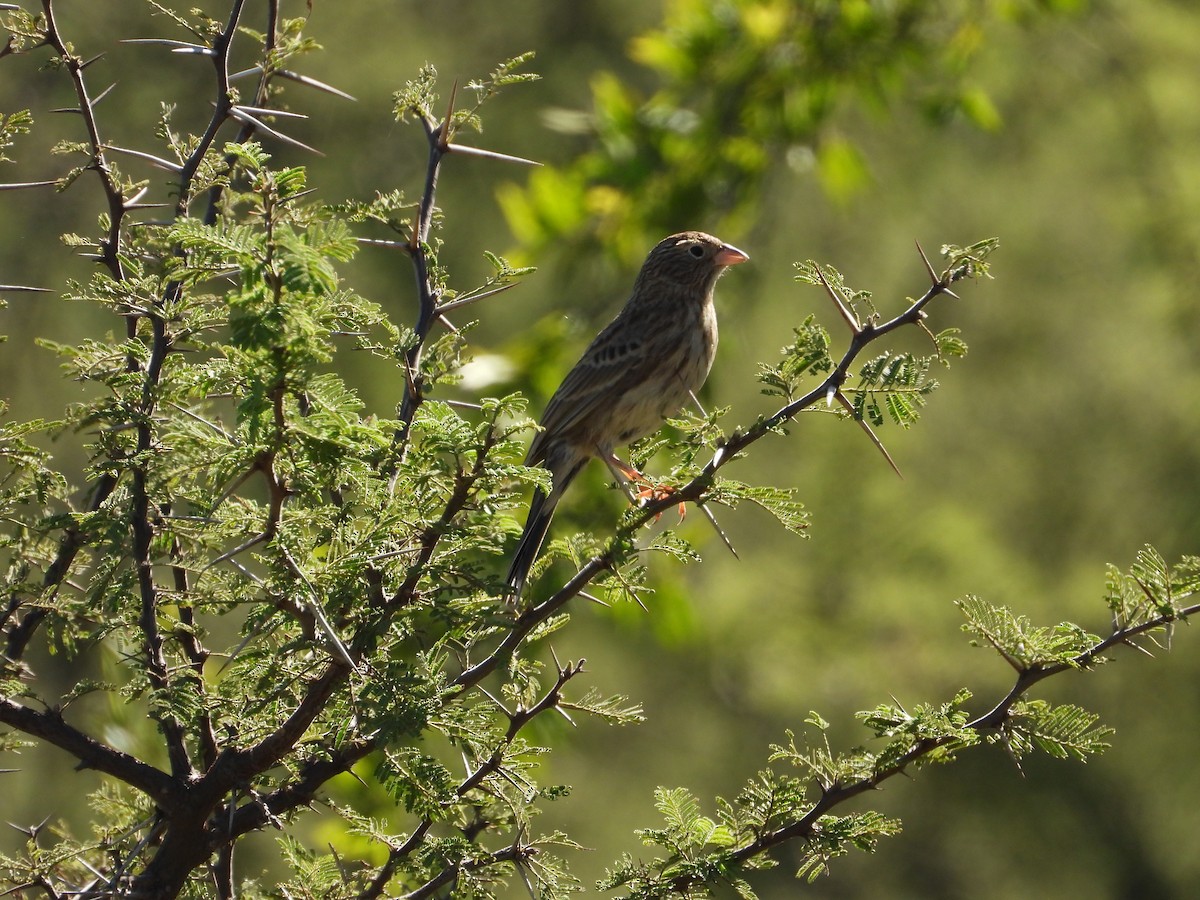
(639, 231, 749, 295)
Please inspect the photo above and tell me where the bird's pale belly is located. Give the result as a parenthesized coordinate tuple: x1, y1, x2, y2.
(611, 384, 691, 444)
(610, 339, 714, 444)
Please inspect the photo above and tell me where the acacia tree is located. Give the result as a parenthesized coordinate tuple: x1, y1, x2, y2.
(0, 3, 1197, 899)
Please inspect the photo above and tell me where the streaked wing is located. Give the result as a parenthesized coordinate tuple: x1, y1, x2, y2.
(527, 310, 657, 463)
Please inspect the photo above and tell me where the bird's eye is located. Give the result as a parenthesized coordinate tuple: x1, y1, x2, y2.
(688, 244, 705, 258)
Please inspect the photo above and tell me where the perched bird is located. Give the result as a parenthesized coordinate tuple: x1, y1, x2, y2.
(506, 231, 749, 597)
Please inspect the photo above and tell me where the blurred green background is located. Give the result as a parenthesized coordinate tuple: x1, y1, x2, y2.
(3, 1, 1199, 896)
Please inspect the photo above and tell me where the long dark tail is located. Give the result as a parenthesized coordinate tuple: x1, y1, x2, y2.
(506, 486, 556, 599)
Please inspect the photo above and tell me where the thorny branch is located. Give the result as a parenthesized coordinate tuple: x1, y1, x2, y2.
(388, 97, 454, 471)
(1, 0, 137, 662)
(40, 0, 210, 781)
(3, 5, 1155, 899)
(201, 0, 282, 225)
(39, 0, 126, 283)
(401, 844, 525, 900)
(0, 3, 376, 897)
(383, 84, 539, 475)
(360, 660, 586, 898)
(660, 595, 1200, 892)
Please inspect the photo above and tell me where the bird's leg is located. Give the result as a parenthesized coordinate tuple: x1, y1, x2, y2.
(603, 452, 686, 522)
(601, 453, 645, 503)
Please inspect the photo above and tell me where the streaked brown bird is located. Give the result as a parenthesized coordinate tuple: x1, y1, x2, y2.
(506, 231, 749, 597)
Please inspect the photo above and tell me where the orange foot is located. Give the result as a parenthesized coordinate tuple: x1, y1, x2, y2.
(634, 482, 687, 522)
(607, 454, 686, 522)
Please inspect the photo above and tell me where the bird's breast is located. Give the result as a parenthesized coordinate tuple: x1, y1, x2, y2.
(608, 301, 717, 445)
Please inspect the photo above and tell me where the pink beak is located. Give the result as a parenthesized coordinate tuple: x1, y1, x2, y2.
(715, 243, 749, 267)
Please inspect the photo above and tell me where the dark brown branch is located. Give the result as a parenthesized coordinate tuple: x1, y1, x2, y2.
(5, 472, 117, 660)
(202, 0, 280, 226)
(452, 558, 611, 691)
(3, 0, 138, 672)
(225, 738, 377, 841)
(970, 597, 1200, 729)
(131, 315, 192, 781)
(388, 100, 455, 471)
(40, 0, 126, 284)
(0, 697, 180, 809)
(361, 822, 434, 900)
(211, 844, 234, 900)
(165, 504, 219, 770)
(400, 844, 523, 900)
(465, 658, 583, 794)
(360, 663, 581, 898)
(172, 0, 248, 220)
(693, 250, 966, 489)
(389, 419, 500, 608)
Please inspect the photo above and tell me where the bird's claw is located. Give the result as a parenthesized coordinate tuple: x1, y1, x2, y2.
(635, 482, 686, 522)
